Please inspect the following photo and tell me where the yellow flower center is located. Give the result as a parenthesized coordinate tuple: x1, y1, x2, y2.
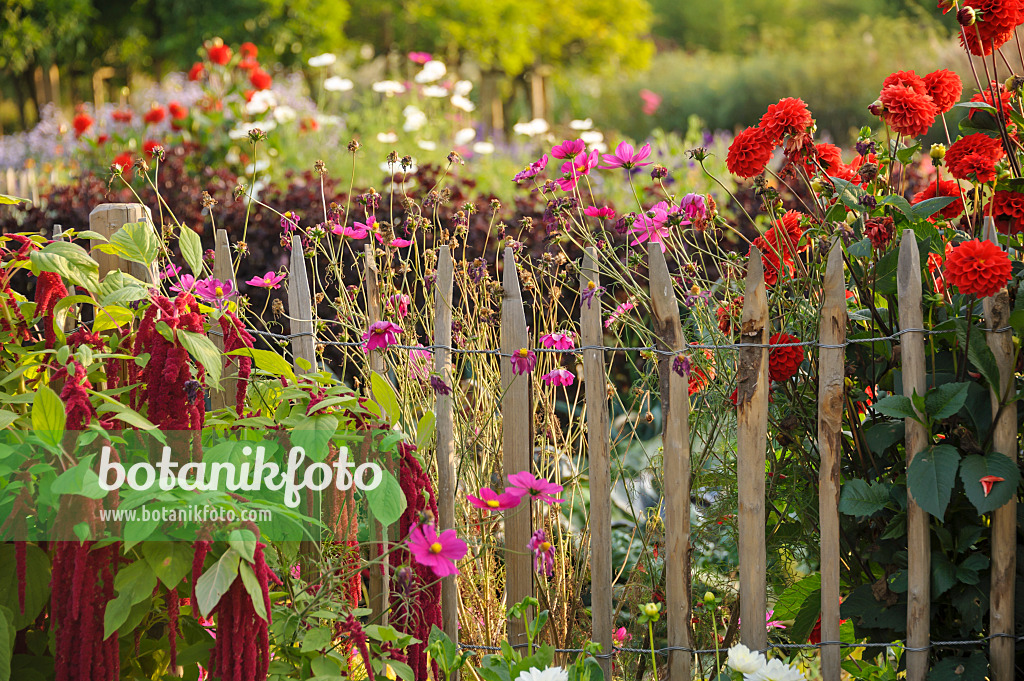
(215, 286, 224, 297)
(486, 499, 500, 508)
(690, 284, 701, 295)
(540, 541, 551, 552)
(429, 542, 443, 554)
(587, 280, 597, 290)
(517, 348, 529, 358)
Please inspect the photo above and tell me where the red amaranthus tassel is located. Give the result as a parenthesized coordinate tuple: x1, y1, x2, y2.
(35, 271, 68, 348)
(208, 542, 275, 681)
(219, 309, 255, 414)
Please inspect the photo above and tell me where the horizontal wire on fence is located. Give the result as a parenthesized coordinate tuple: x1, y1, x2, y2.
(216, 325, 1014, 358)
(457, 633, 1024, 658)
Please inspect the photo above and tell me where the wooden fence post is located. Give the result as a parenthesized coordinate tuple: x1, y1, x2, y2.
(89, 203, 156, 282)
(648, 244, 692, 681)
(897, 230, 929, 681)
(499, 246, 532, 648)
(362, 244, 390, 626)
(736, 247, 769, 653)
(581, 247, 613, 679)
(287, 235, 316, 373)
(211, 229, 239, 411)
(982, 218, 1016, 681)
(817, 240, 846, 681)
(434, 246, 459, 659)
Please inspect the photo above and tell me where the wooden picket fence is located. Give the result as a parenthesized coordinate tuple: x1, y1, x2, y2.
(1, 167, 46, 205)
(83, 204, 1017, 680)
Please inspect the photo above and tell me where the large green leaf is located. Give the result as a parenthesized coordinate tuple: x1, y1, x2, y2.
(0, 607, 10, 681)
(871, 394, 919, 421)
(924, 382, 969, 420)
(179, 225, 203, 276)
(366, 469, 406, 526)
(195, 548, 241, 617)
(142, 542, 193, 590)
(906, 444, 961, 518)
(238, 561, 267, 621)
(177, 329, 222, 386)
(416, 410, 436, 450)
(959, 452, 1021, 514)
(31, 385, 64, 447)
(838, 479, 891, 518)
(226, 348, 295, 380)
(96, 221, 160, 268)
(0, 544, 49, 629)
(370, 372, 401, 425)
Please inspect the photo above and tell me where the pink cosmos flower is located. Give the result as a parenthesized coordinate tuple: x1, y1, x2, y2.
(584, 206, 616, 220)
(363, 321, 403, 352)
(551, 139, 586, 159)
(170, 274, 197, 294)
(605, 301, 635, 328)
(331, 222, 367, 239)
(541, 369, 575, 387)
(528, 529, 555, 577)
(506, 471, 564, 504)
(194, 278, 235, 307)
(639, 89, 662, 116)
(540, 332, 575, 350)
(612, 627, 632, 646)
(601, 141, 653, 169)
(389, 293, 411, 317)
(510, 348, 537, 375)
(161, 263, 182, 280)
(408, 51, 432, 64)
(407, 523, 467, 577)
(680, 193, 708, 221)
(556, 149, 600, 192)
(246, 271, 285, 289)
(408, 345, 432, 380)
(466, 487, 521, 511)
(513, 154, 549, 184)
(375, 231, 412, 248)
(766, 610, 786, 630)
(629, 201, 684, 253)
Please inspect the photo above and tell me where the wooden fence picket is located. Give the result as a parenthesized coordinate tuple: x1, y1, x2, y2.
(817, 240, 846, 681)
(434, 246, 459, 658)
(982, 218, 1016, 681)
(897, 230, 929, 681)
(581, 247, 613, 679)
(647, 244, 692, 681)
(287, 234, 316, 373)
(499, 246, 533, 647)
(210, 228, 238, 411)
(736, 247, 769, 653)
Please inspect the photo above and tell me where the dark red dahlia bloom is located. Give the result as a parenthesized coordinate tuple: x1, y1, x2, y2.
(727, 126, 774, 178)
(768, 332, 804, 382)
(911, 179, 965, 221)
(759, 97, 813, 144)
(959, 0, 1023, 55)
(991, 189, 1024, 234)
(879, 84, 938, 137)
(923, 69, 963, 113)
(945, 133, 1004, 181)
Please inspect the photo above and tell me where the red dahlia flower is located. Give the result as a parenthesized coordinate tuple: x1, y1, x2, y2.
(188, 62, 204, 81)
(911, 179, 965, 220)
(944, 238, 1013, 297)
(768, 333, 804, 382)
(249, 68, 272, 90)
(802, 142, 843, 177)
(111, 109, 132, 123)
(752, 233, 793, 287)
(958, 0, 1023, 55)
(168, 101, 187, 120)
(759, 97, 812, 144)
(240, 41, 258, 59)
(969, 81, 1015, 122)
(72, 113, 93, 138)
(206, 38, 232, 65)
(991, 190, 1024, 234)
(923, 69, 963, 113)
(865, 216, 895, 249)
(945, 133, 1004, 181)
(879, 84, 938, 137)
(727, 126, 774, 178)
(143, 105, 166, 125)
(882, 70, 930, 97)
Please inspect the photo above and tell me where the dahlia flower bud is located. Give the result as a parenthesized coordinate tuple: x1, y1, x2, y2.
(957, 6, 976, 26)
(930, 143, 947, 160)
(867, 99, 885, 117)
(858, 163, 879, 183)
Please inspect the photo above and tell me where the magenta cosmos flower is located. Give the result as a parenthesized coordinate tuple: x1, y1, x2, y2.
(551, 139, 586, 159)
(408, 51, 432, 64)
(407, 523, 467, 577)
(629, 201, 686, 253)
(528, 529, 556, 577)
(466, 487, 521, 512)
(194, 278, 235, 307)
(556, 149, 600, 192)
(540, 332, 575, 350)
(605, 301, 635, 329)
(601, 141, 652, 169)
(246, 271, 285, 289)
(585, 206, 615, 220)
(161, 263, 182, 280)
(509, 348, 537, 375)
(541, 369, 575, 387)
(375, 231, 412, 248)
(363, 320, 403, 352)
(513, 154, 549, 184)
(506, 471, 564, 504)
(169, 274, 196, 294)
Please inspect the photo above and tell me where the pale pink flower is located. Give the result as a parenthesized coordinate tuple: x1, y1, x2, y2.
(605, 301, 635, 328)
(408, 345, 432, 379)
(466, 487, 521, 511)
(541, 369, 575, 387)
(161, 263, 182, 279)
(640, 89, 662, 116)
(506, 471, 564, 504)
(246, 271, 285, 289)
(601, 141, 652, 169)
(407, 523, 467, 577)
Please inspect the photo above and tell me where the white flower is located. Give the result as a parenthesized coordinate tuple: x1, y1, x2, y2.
(372, 80, 406, 96)
(308, 53, 337, 68)
(377, 132, 399, 144)
(380, 159, 417, 174)
(403, 106, 427, 132)
(228, 121, 276, 140)
(414, 60, 446, 83)
(472, 141, 495, 154)
(512, 118, 550, 136)
(515, 667, 568, 681)
(245, 159, 270, 175)
(422, 85, 449, 98)
(451, 94, 475, 112)
(727, 644, 766, 674)
(324, 76, 353, 92)
(454, 127, 476, 146)
(453, 80, 473, 97)
(417, 140, 438, 151)
(570, 118, 593, 130)
(245, 90, 277, 115)
(745, 658, 805, 681)
(225, 148, 241, 165)
(580, 130, 603, 144)
(272, 105, 296, 123)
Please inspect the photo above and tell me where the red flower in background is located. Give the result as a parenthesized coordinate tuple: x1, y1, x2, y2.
(238, 57, 260, 71)
(991, 190, 1024, 234)
(945, 238, 1012, 297)
(802, 142, 843, 177)
(911, 179, 965, 220)
(188, 62, 204, 81)
(687, 347, 716, 396)
(969, 81, 1015, 122)
(143, 140, 163, 158)
(760, 97, 812, 144)
(206, 38, 232, 65)
(923, 69, 963, 113)
(639, 89, 662, 116)
(945, 133, 1004, 182)
(143, 105, 166, 125)
(168, 101, 187, 120)
(240, 42, 258, 59)
(716, 296, 743, 335)
(727, 126, 774, 178)
(112, 152, 133, 180)
(958, 0, 1023, 55)
(768, 333, 804, 382)
(772, 210, 808, 255)
(879, 83, 938, 137)
(72, 113, 93, 138)
(111, 109, 133, 123)
(249, 68, 272, 91)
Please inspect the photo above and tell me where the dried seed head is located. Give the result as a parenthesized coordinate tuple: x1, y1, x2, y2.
(201, 191, 217, 208)
(314, 159, 327, 176)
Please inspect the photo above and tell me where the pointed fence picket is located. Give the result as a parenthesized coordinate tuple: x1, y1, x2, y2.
(80, 203, 1019, 676)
